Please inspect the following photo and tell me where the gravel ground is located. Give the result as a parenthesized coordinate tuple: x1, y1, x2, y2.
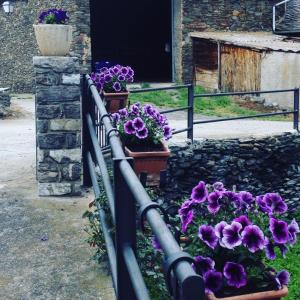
(0, 96, 115, 300)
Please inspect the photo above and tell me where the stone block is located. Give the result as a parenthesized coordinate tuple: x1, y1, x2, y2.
(38, 133, 65, 149)
(50, 119, 81, 131)
(36, 86, 80, 104)
(38, 182, 72, 196)
(36, 72, 60, 86)
(62, 74, 80, 85)
(66, 133, 80, 148)
(63, 104, 81, 119)
(38, 157, 58, 172)
(37, 120, 48, 133)
(37, 105, 61, 119)
(33, 56, 80, 73)
(49, 148, 81, 163)
(62, 163, 81, 181)
(38, 171, 59, 183)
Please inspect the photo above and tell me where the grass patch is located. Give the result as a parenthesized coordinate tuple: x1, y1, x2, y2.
(128, 86, 292, 121)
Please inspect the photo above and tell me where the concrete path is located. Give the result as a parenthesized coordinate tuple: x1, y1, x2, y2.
(0, 96, 115, 300)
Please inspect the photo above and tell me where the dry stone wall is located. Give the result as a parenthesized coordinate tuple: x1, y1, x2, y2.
(165, 133, 300, 212)
(34, 56, 82, 196)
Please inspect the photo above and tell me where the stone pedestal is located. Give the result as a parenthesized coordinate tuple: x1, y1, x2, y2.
(0, 91, 10, 117)
(33, 56, 82, 196)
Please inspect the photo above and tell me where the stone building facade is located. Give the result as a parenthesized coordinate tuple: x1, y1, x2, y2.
(0, 0, 276, 92)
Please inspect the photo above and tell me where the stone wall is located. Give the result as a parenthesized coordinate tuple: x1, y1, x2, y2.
(0, 0, 90, 93)
(165, 133, 300, 211)
(0, 91, 10, 117)
(34, 56, 82, 196)
(181, 0, 276, 82)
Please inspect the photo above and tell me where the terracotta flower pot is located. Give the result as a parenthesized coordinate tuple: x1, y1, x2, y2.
(206, 286, 288, 300)
(33, 24, 73, 56)
(102, 91, 129, 113)
(125, 142, 170, 186)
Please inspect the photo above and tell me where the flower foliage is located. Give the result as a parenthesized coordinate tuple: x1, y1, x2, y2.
(178, 181, 299, 296)
(112, 103, 172, 146)
(90, 65, 134, 93)
(38, 9, 69, 24)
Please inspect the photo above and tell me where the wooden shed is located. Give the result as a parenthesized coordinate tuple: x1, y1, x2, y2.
(191, 32, 300, 108)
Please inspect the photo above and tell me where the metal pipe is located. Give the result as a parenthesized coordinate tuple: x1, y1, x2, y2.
(193, 110, 295, 125)
(129, 84, 191, 93)
(86, 113, 116, 224)
(87, 152, 118, 293)
(160, 106, 190, 114)
(123, 245, 151, 300)
(194, 88, 296, 98)
(293, 89, 299, 131)
(173, 128, 190, 135)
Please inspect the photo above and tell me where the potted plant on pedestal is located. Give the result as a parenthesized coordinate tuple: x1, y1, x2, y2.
(112, 103, 172, 185)
(177, 181, 299, 299)
(90, 65, 134, 113)
(34, 9, 72, 56)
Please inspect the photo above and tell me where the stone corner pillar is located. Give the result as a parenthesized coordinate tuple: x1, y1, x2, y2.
(33, 56, 82, 196)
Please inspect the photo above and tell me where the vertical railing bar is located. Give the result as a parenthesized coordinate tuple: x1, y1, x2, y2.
(187, 85, 194, 141)
(294, 88, 299, 131)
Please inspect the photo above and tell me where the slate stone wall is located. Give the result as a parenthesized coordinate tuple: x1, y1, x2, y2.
(165, 133, 300, 211)
(34, 56, 82, 196)
(0, 0, 90, 93)
(181, 0, 276, 82)
(0, 91, 10, 118)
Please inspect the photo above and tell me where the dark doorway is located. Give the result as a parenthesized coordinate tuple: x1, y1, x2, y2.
(90, 0, 172, 82)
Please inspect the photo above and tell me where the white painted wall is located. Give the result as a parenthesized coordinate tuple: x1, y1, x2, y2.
(261, 51, 300, 108)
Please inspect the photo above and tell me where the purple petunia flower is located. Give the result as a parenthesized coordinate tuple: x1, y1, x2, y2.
(213, 182, 225, 192)
(241, 225, 265, 253)
(143, 104, 154, 116)
(204, 270, 223, 294)
(136, 127, 148, 139)
(193, 256, 215, 276)
(104, 74, 113, 83)
(234, 215, 252, 230)
(127, 67, 134, 77)
(100, 67, 108, 73)
(118, 75, 126, 82)
(191, 181, 208, 203)
(113, 81, 122, 92)
(207, 192, 222, 214)
(288, 219, 299, 245)
(265, 237, 276, 260)
(124, 120, 135, 135)
(130, 104, 140, 115)
(277, 243, 288, 258)
(179, 199, 193, 217)
(163, 125, 172, 140)
(120, 67, 129, 76)
(270, 218, 289, 244)
(223, 262, 247, 288)
(223, 191, 241, 207)
(256, 195, 272, 214)
(275, 270, 290, 289)
(132, 117, 145, 131)
(152, 235, 162, 251)
(239, 191, 254, 205)
(222, 221, 243, 249)
(263, 193, 288, 215)
(198, 225, 218, 249)
(111, 113, 120, 123)
(181, 210, 194, 233)
(118, 108, 128, 118)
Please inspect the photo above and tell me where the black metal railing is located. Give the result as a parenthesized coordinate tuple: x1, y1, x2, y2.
(82, 75, 205, 300)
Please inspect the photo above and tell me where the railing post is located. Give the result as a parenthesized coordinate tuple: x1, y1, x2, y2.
(293, 88, 299, 131)
(82, 75, 92, 186)
(187, 84, 194, 141)
(113, 157, 137, 300)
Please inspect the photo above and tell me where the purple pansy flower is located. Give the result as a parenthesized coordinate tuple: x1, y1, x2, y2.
(198, 225, 218, 249)
(181, 210, 194, 233)
(288, 219, 299, 245)
(265, 237, 276, 260)
(223, 262, 247, 288)
(234, 215, 252, 229)
(222, 221, 243, 249)
(191, 181, 208, 203)
(275, 270, 290, 289)
(270, 218, 289, 244)
(136, 127, 148, 139)
(113, 81, 122, 92)
(193, 256, 215, 276)
(132, 117, 145, 131)
(124, 120, 135, 135)
(204, 270, 223, 294)
(207, 192, 222, 214)
(241, 225, 265, 253)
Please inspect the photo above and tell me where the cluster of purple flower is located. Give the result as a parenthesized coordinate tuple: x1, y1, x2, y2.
(90, 65, 134, 93)
(112, 103, 172, 143)
(178, 181, 299, 294)
(38, 9, 69, 24)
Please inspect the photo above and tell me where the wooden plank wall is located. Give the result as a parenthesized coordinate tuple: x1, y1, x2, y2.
(220, 45, 262, 92)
